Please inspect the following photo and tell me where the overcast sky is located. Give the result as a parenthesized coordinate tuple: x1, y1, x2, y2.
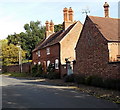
(0, 0, 119, 39)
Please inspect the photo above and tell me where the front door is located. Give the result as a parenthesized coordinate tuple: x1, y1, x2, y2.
(67, 62, 73, 75)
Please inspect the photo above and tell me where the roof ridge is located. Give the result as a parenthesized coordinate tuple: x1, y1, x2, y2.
(89, 16, 120, 20)
(33, 22, 77, 51)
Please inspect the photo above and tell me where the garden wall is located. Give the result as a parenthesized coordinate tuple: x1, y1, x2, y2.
(2, 62, 32, 73)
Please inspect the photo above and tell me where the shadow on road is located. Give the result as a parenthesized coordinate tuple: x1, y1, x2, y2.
(2, 76, 120, 109)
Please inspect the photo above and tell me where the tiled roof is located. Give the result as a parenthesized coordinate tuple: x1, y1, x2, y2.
(33, 22, 77, 52)
(89, 16, 120, 41)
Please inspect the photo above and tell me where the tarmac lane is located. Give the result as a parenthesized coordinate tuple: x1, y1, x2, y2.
(1, 75, 120, 109)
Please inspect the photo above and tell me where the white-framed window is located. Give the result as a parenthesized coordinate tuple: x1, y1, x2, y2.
(46, 48, 50, 55)
(47, 60, 50, 67)
(34, 62, 36, 65)
(55, 59, 59, 69)
(38, 50, 40, 57)
(38, 61, 41, 65)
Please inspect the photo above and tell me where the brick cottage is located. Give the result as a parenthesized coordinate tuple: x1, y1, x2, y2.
(32, 7, 83, 77)
(74, 2, 120, 79)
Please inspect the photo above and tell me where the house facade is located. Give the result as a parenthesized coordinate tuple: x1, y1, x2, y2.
(74, 2, 120, 79)
(32, 7, 83, 77)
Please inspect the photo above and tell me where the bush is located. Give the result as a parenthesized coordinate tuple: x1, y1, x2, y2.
(47, 72, 60, 79)
(85, 75, 93, 85)
(38, 64, 43, 74)
(31, 64, 43, 77)
(74, 74, 85, 84)
(65, 73, 120, 90)
(47, 63, 60, 79)
(103, 78, 120, 90)
(64, 74, 75, 82)
(85, 75, 104, 87)
(31, 64, 38, 75)
(47, 63, 55, 74)
(91, 76, 103, 87)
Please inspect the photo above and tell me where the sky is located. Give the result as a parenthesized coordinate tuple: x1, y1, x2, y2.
(0, 0, 119, 40)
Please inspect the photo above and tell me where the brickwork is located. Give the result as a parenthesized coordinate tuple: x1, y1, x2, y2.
(60, 21, 83, 64)
(2, 62, 32, 73)
(74, 16, 120, 79)
(32, 44, 60, 73)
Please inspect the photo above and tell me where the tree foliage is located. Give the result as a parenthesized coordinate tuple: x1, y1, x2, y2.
(0, 39, 26, 66)
(54, 24, 63, 32)
(7, 21, 45, 60)
(7, 20, 63, 60)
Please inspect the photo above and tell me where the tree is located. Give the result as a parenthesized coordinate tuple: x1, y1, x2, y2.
(0, 39, 26, 66)
(54, 24, 63, 32)
(7, 21, 45, 60)
(7, 21, 63, 60)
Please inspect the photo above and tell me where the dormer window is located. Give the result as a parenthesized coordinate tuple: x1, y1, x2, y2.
(46, 48, 50, 55)
(38, 50, 40, 57)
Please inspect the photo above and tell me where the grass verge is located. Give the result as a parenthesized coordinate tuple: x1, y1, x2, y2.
(2, 72, 31, 78)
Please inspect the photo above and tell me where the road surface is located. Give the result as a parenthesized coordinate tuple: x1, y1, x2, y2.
(1, 75, 120, 109)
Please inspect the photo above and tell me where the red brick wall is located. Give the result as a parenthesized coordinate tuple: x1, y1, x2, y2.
(32, 50, 38, 64)
(60, 65, 67, 77)
(2, 62, 32, 73)
(32, 44, 61, 73)
(74, 16, 120, 79)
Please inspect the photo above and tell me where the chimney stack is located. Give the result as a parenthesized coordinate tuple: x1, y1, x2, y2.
(103, 2, 109, 17)
(63, 7, 69, 22)
(50, 20, 54, 33)
(45, 20, 54, 38)
(63, 7, 74, 30)
(68, 7, 74, 22)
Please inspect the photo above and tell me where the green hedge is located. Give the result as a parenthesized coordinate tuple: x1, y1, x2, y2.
(64, 74, 120, 91)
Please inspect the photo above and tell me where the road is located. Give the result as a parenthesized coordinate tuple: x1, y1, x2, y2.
(1, 75, 120, 109)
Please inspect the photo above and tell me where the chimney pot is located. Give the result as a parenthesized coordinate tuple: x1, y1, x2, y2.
(45, 20, 50, 38)
(45, 20, 50, 31)
(68, 7, 74, 22)
(103, 2, 109, 17)
(50, 20, 54, 33)
(63, 7, 69, 22)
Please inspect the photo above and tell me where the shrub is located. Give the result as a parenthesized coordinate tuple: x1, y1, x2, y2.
(64, 74, 75, 82)
(47, 72, 60, 79)
(31, 64, 43, 77)
(47, 63, 55, 74)
(85, 75, 93, 85)
(31, 64, 38, 75)
(37, 64, 43, 74)
(74, 74, 85, 84)
(103, 78, 120, 90)
(47, 63, 60, 79)
(91, 76, 103, 87)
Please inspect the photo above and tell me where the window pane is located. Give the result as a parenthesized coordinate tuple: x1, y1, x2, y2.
(38, 50, 40, 57)
(47, 48, 50, 55)
(47, 60, 50, 67)
(55, 59, 59, 69)
(38, 62, 41, 65)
